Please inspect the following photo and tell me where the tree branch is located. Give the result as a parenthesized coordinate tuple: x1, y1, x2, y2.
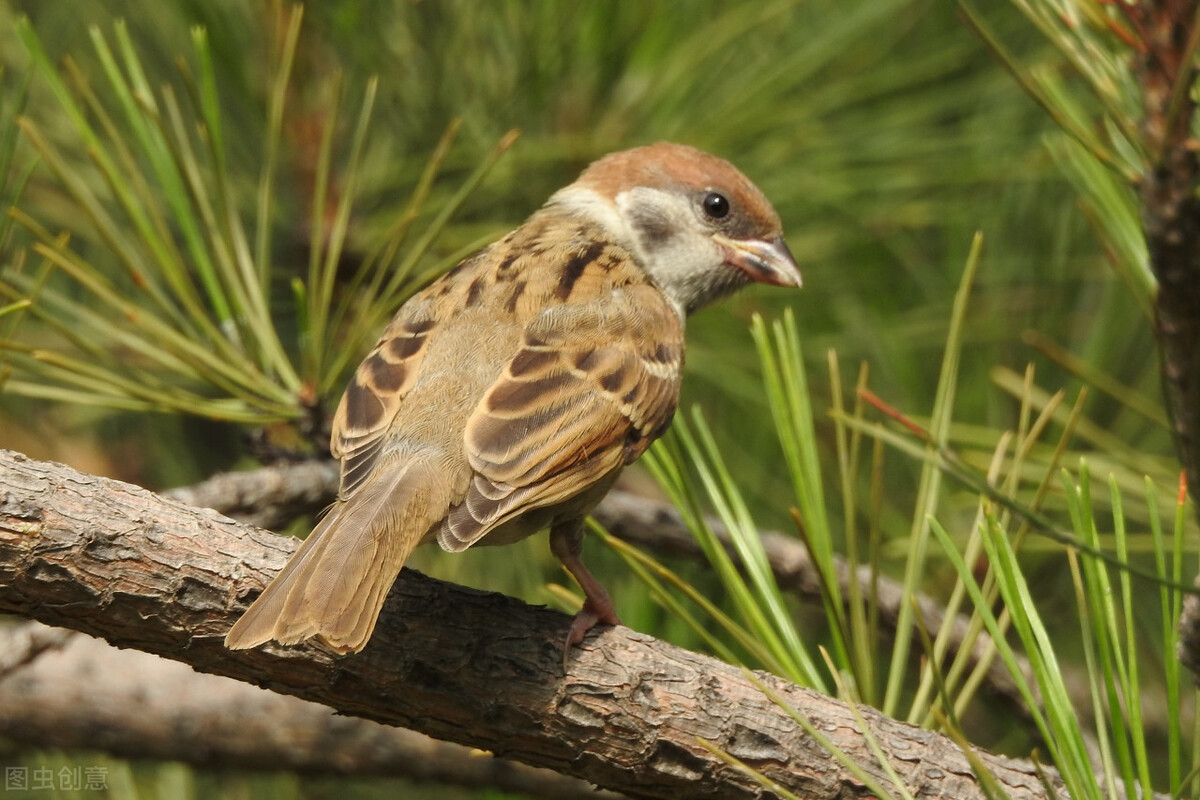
(0, 449, 1061, 799)
(1123, 1, 1200, 687)
(0, 621, 617, 799)
(1130, 2, 1200, 511)
(167, 461, 1037, 723)
(163, 458, 339, 531)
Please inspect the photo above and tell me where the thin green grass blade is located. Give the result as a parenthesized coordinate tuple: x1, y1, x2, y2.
(685, 410, 822, 685)
(327, 119, 463, 364)
(190, 26, 226, 178)
(742, 668, 905, 800)
(256, 6, 302, 289)
(0, 65, 33, 252)
(85, 25, 220, 333)
(645, 420, 824, 689)
(982, 493, 1100, 800)
(300, 67, 341, 383)
(751, 311, 851, 675)
(912, 429, 1012, 728)
(310, 76, 378, 385)
(1, 379, 158, 412)
(592, 522, 781, 672)
(1062, 465, 1137, 796)
(1109, 475, 1153, 797)
(921, 369, 1059, 724)
(1147, 477, 1182, 790)
(917, 596, 1020, 800)
(155, 80, 297, 388)
(380, 129, 520, 303)
(929, 517, 1066, 781)
(929, 710, 1016, 800)
(357, 119, 462, 294)
(163, 80, 297, 388)
(947, 387, 1087, 723)
(15, 116, 181, 322)
(820, 648, 917, 800)
(829, 357, 876, 703)
(1066, 547, 1120, 800)
(693, 739, 804, 800)
(887, 232, 983, 719)
(26, 241, 295, 412)
(1025, 332, 1165, 428)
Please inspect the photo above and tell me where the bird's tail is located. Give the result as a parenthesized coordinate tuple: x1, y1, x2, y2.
(224, 460, 440, 653)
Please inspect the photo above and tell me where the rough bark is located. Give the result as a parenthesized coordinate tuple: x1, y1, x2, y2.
(1119, 1, 1200, 685)
(0, 448, 1063, 799)
(167, 460, 1036, 720)
(0, 621, 618, 799)
(1129, 2, 1200, 511)
(164, 458, 339, 531)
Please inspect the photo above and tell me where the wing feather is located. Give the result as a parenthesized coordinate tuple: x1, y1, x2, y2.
(330, 316, 433, 498)
(439, 284, 682, 551)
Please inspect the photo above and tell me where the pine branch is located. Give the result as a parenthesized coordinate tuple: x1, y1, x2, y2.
(1129, 3, 1200, 510)
(0, 621, 617, 799)
(167, 460, 1038, 724)
(0, 448, 1063, 800)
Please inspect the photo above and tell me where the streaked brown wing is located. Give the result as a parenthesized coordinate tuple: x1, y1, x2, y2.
(329, 315, 434, 499)
(439, 283, 682, 549)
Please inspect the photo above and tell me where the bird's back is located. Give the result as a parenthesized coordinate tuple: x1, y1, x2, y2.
(226, 206, 683, 652)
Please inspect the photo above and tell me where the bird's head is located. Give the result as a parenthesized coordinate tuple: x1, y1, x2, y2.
(551, 142, 801, 316)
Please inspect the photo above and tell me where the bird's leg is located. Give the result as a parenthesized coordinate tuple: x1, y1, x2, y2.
(550, 520, 622, 668)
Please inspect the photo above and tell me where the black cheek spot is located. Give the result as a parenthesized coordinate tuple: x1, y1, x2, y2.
(632, 211, 675, 251)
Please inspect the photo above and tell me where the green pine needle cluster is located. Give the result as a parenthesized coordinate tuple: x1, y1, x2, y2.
(0, 10, 514, 426)
(0, 1, 1196, 798)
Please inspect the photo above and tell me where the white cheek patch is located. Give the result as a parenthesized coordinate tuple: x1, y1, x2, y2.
(615, 189, 734, 317)
(546, 185, 732, 319)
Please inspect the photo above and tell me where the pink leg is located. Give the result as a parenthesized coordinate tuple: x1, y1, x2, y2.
(550, 520, 621, 669)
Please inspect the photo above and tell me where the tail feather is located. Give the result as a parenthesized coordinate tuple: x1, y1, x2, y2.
(225, 459, 442, 653)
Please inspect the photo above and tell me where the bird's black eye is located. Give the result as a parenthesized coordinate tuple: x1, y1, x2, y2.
(702, 191, 730, 220)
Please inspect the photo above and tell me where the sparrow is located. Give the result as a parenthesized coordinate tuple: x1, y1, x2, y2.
(225, 142, 801, 659)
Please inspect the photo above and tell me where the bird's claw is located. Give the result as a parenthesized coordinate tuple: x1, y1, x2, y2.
(561, 595, 622, 672)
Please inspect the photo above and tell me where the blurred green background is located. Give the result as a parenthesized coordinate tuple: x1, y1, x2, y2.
(0, 0, 1186, 798)
(2, 0, 1149, 485)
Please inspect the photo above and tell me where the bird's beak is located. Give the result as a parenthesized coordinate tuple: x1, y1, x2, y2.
(714, 234, 802, 288)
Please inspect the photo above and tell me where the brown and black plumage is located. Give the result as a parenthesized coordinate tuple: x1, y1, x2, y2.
(225, 142, 800, 656)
